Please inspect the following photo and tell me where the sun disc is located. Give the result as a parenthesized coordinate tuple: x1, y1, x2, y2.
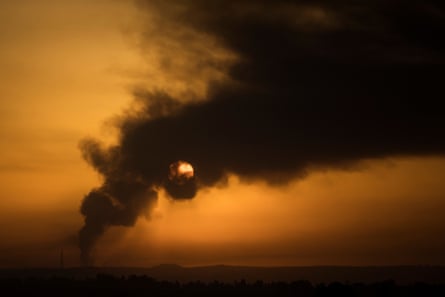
(169, 160, 194, 182)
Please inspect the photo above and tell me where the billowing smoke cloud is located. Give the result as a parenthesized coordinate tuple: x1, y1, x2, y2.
(79, 0, 445, 264)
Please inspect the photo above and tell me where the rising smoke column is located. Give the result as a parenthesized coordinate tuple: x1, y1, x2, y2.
(79, 0, 445, 264)
(78, 95, 196, 265)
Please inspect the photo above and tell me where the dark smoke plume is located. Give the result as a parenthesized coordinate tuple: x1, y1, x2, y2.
(79, 0, 445, 264)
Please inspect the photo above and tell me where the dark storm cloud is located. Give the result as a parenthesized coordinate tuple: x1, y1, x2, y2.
(79, 0, 445, 263)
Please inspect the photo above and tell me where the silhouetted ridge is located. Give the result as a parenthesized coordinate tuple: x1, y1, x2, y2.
(1, 273, 444, 297)
(2, 266, 445, 284)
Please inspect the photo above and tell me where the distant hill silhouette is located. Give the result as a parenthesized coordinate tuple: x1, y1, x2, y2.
(1, 265, 445, 284)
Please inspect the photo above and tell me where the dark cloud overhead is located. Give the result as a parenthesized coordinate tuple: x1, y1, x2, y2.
(79, 0, 445, 264)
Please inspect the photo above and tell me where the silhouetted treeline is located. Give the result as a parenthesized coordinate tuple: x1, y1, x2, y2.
(1, 274, 444, 297)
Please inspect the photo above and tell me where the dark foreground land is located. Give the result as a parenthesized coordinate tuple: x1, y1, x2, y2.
(1, 266, 445, 296)
(1, 275, 445, 297)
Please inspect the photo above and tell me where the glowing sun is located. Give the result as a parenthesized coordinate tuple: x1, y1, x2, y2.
(169, 160, 194, 184)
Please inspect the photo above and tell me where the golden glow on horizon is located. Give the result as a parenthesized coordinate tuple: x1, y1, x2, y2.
(91, 157, 445, 267)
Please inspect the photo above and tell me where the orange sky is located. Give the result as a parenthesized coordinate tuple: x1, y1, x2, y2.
(1, 1, 445, 268)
